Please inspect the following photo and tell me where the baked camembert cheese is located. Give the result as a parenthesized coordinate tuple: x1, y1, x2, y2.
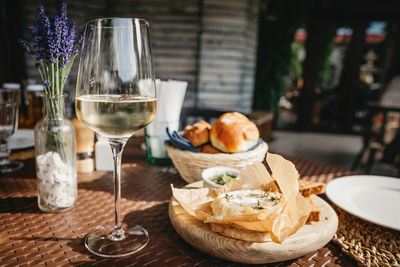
(209, 190, 283, 221)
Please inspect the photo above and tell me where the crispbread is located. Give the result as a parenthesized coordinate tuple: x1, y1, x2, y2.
(209, 196, 321, 243)
(210, 223, 272, 242)
(299, 180, 325, 197)
(273, 179, 325, 197)
(307, 210, 320, 223)
(274, 179, 323, 223)
(306, 197, 320, 223)
(210, 204, 321, 242)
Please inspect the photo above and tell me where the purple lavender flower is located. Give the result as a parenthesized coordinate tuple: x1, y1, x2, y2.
(44, 80, 51, 88)
(59, 2, 67, 21)
(30, 4, 53, 62)
(19, 2, 81, 91)
(74, 31, 84, 55)
(20, 3, 79, 68)
(59, 20, 76, 67)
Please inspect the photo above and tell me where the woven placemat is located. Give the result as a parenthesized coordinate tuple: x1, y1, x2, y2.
(0, 147, 358, 266)
(332, 206, 400, 267)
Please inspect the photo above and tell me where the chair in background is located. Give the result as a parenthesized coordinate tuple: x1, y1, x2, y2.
(351, 103, 400, 174)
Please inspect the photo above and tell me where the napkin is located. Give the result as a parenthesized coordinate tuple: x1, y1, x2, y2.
(145, 79, 187, 159)
(137, 78, 187, 121)
(153, 79, 187, 122)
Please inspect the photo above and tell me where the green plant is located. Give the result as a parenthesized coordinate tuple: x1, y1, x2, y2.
(253, 0, 307, 112)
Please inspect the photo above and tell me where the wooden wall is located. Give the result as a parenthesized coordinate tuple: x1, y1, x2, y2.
(197, 0, 259, 113)
(20, 0, 259, 113)
(111, 0, 202, 107)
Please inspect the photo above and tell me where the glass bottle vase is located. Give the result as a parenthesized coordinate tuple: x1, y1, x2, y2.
(34, 95, 77, 212)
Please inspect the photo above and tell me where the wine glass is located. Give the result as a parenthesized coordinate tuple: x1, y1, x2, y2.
(75, 18, 157, 257)
(0, 89, 23, 173)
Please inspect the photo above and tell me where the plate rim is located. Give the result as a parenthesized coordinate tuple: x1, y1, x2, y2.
(9, 129, 35, 150)
(326, 175, 400, 231)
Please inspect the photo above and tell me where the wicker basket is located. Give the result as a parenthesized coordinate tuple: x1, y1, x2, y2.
(165, 142, 268, 183)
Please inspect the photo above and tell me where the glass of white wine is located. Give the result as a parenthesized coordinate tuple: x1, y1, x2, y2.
(75, 18, 157, 257)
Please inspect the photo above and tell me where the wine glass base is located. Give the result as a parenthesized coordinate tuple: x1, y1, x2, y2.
(0, 161, 23, 173)
(85, 223, 149, 258)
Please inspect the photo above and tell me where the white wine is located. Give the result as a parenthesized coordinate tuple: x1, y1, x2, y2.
(76, 94, 157, 140)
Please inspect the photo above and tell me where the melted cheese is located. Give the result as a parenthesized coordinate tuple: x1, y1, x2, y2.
(210, 189, 283, 220)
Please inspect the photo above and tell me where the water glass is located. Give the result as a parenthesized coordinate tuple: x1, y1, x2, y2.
(0, 89, 23, 173)
(145, 120, 179, 164)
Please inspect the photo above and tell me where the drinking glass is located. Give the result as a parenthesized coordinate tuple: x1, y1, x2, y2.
(75, 18, 157, 257)
(0, 89, 23, 173)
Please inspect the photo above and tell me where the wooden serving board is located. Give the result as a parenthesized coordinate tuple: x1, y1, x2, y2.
(168, 182, 338, 264)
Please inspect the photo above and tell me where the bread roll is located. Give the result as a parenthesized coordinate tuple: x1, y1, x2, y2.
(198, 144, 221, 154)
(182, 120, 211, 147)
(210, 112, 259, 153)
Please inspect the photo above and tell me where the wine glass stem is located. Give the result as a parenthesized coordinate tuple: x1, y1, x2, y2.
(109, 141, 126, 241)
(0, 139, 10, 165)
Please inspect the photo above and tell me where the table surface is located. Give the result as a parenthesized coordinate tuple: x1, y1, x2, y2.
(0, 138, 357, 267)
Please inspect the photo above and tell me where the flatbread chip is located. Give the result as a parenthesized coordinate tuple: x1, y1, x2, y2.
(210, 223, 272, 243)
(270, 194, 311, 243)
(170, 185, 212, 218)
(267, 153, 299, 198)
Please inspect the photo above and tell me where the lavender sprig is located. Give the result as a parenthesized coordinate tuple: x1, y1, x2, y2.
(19, 2, 81, 97)
(19, 2, 82, 161)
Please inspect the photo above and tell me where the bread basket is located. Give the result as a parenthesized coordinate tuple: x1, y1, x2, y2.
(165, 141, 268, 183)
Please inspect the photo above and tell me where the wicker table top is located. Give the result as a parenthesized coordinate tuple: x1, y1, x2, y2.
(0, 138, 358, 267)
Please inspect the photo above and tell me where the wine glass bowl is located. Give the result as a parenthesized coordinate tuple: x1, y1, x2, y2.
(75, 94, 156, 141)
(76, 18, 156, 257)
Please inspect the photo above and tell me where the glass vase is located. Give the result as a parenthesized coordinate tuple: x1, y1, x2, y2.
(34, 95, 77, 212)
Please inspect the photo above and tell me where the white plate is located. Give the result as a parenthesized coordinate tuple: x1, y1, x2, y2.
(9, 129, 34, 150)
(326, 175, 400, 231)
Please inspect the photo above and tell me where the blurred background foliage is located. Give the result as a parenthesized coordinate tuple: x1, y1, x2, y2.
(253, 0, 308, 113)
(254, 0, 400, 133)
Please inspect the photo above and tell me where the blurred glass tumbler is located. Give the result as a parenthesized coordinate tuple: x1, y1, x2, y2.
(145, 120, 179, 164)
(0, 89, 23, 173)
